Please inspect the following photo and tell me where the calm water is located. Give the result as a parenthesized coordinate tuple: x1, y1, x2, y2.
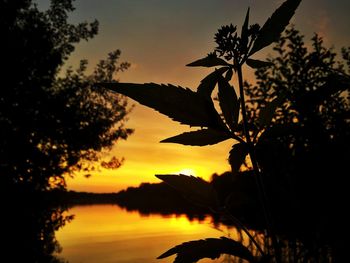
(55, 204, 253, 263)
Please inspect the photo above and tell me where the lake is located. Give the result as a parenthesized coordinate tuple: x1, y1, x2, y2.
(55, 204, 255, 263)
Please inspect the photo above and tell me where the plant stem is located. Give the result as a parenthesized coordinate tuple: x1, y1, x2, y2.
(236, 62, 281, 263)
(223, 209, 265, 256)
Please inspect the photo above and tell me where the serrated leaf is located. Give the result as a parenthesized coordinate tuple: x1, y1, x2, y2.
(257, 95, 285, 128)
(249, 0, 302, 56)
(246, 59, 273, 69)
(197, 67, 230, 97)
(241, 8, 250, 54)
(225, 68, 234, 81)
(155, 174, 219, 209)
(229, 143, 249, 174)
(100, 82, 227, 130)
(187, 55, 230, 67)
(161, 129, 231, 146)
(157, 237, 255, 263)
(218, 76, 240, 131)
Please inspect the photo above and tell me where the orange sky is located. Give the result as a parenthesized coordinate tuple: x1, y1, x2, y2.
(43, 0, 350, 193)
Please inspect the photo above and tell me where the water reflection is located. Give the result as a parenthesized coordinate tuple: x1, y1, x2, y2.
(56, 204, 342, 263)
(56, 205, 232, 263)
(4, 200, 342, 263)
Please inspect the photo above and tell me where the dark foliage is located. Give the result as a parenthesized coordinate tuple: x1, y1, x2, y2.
(245, 26, 350, 251)
(0, 0, 132, 191)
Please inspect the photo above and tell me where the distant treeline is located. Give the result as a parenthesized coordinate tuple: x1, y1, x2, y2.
(51, 171, 259, 209)
(113, 172, 263, 227)
(48, 190, 119, 205)
(114, 182, 207, 217)
(116, 172, 257, 210)
(51, 171, 262, 227)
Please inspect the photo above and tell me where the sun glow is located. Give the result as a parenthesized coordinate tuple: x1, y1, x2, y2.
(176, 168, 196, 176)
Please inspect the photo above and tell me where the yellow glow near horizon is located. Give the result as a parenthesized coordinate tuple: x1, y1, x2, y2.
(175, 168, 197, 176)
(66, 104, 233, 193)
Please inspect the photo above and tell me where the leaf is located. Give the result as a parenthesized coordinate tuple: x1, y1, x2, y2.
(187, 54, 230, 67)
(225, 68, 234, 81)
(100, 82, 227, 130)
(257, 95, 285, 128)
(155, 174, 220, 209)
(197, 67, 230, 97)
(246, 59, 273, 69)
(229, 143, 249, 174)
(241, 8, 250, 54)
(249, 0, 302, 56)
(161, 129, 231, 146)
(157, 237, 255, 263)
(218, 76, 240, 131)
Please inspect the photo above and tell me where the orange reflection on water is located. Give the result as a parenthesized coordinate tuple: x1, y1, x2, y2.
(56, 204, 233, 263)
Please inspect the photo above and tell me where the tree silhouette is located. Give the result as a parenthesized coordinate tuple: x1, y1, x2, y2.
(245, 27, 350, 249)
(0, 0, 133, 191)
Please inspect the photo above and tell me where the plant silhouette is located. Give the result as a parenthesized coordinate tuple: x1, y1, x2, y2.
(102, 0, 348, 262)
(101, 0, 303, 262)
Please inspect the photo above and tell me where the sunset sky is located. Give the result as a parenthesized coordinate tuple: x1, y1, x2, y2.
(37, 0, 350, 193)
